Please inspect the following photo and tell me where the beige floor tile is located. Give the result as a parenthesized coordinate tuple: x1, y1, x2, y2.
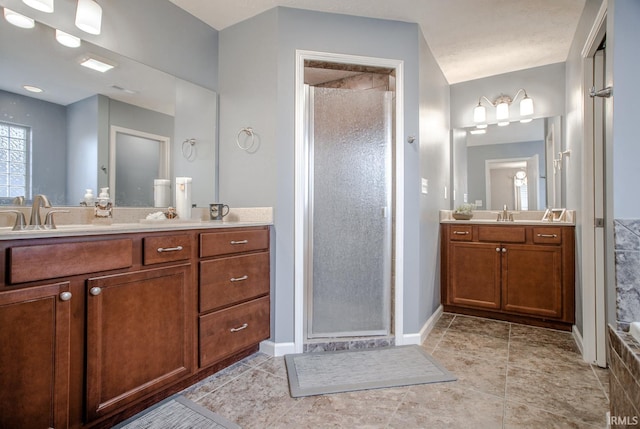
(506, 365, 609, 427)
(508, 339, 590, 375)
(387, 383, 504, 429)
(435, 328, 510, 362)
(182, 361, 253, 402)
(251, 355, 289, 380)
(432, 349, 507, 397)
(509, 323, 577, 349)
(448, 314, 511, 340)
(194, 367, 301, 428)
(504, 401, 603, 429)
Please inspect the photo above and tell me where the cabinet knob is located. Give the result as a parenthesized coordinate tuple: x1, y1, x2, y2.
(502, 248, 507, 253)
(59, 291, 72, 301)
(496, 247, 501, 252)
(89, 287, 102, 296)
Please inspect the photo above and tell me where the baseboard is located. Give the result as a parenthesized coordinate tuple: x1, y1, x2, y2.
(572, 324, 584, 356)
(400, 305, 444, 346)
(259, 340, 296, 357)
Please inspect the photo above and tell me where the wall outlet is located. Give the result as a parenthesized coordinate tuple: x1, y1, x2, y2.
(421, 178, 428, 194)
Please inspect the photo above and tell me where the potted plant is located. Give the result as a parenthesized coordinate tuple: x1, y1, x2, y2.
(453, 203, 475, 220)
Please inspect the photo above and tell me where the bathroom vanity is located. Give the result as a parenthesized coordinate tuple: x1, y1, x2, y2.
(0, 222, 271, 429)
(440, 214, 575, 330)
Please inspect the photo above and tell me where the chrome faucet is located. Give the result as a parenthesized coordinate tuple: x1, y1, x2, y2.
(29, 194, 52, 229)
(497, 204, 514, 222)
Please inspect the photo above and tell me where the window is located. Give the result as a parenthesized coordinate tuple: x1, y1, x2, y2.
(0, 122, 31, 200)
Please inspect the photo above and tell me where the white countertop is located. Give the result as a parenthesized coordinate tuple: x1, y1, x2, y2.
(0, 206, 273, 240)
(439, 209, 575, 226)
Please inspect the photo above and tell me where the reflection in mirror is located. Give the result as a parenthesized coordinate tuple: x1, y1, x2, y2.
(0, 15, 217, 207)
(452, 117, 562, 211)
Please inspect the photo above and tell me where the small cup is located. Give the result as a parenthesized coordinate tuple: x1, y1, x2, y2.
(209, 203, 230, 220)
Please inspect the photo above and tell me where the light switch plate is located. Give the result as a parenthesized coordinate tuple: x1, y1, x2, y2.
(475, 199, 483, 208)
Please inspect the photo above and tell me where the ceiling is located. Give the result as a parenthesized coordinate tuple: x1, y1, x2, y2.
(169, 0, 586, 84)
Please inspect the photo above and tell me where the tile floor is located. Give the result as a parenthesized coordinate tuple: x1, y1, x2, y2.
(181, 313, 610, 428)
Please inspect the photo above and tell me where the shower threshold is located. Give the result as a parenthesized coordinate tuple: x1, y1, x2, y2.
(303, 335, 395, 353)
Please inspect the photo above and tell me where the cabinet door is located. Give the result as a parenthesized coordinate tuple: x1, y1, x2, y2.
(448, 242, 501, 309)
(0, 282, 71, 429)
(502, 244, 563, 318)
(86, 265, 192, 421)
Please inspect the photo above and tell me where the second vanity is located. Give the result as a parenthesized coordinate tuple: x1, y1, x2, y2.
(440, 210, 575, 331)
(0, 210, 271, 429)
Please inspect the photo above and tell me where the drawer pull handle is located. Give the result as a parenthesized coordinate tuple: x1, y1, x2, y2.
(453, 231, 469, 235)
(230, 323, 249, 332)
(230, 240, 248, 245)
(157, 245, 183, 253)
(59, 291, 72, 301)
(537, 234, 558, 238)
(230, 275, 249, 282)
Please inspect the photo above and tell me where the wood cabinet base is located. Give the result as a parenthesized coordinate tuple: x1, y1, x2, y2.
(442, 304, 573, 331)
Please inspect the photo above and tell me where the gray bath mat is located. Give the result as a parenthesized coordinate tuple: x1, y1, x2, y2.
(284, 345, 456, 397)
(113, 395, 240, 429)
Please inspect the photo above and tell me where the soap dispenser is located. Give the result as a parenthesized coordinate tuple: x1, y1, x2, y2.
(82, 189, 94, 206)
(95, 187, 113, 219)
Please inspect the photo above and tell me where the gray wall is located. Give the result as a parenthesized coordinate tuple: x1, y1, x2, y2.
(0, 89, 66, 204)
(219, 7, 449, 344)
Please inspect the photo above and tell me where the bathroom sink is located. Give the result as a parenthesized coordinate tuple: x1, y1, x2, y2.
(630, 322, 640, 344)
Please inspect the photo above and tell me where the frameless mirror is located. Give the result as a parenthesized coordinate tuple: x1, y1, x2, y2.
(0, 16, 217, 207)
(452, 116, 562, 211)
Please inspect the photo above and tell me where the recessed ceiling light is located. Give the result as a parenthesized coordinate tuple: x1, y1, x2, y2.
(55, 29, 81, 48)
(23, 85, 43, 93)
(80, 56, 116, 73)
(3, 8, 35, 29)
(469, 129, 486, 135)
(22, 0, 54, 13)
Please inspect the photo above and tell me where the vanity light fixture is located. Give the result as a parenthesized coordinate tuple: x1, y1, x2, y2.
(23, 84, 43, 93)
(80, 55, 115, 73)
(55, 29, 81, 48)
(22, 0, 54, 13)
(75, 0, 102, 35)
(469, 129, 486, 135)
(3, 7, 35, 28)
(473, 88, 534, 127)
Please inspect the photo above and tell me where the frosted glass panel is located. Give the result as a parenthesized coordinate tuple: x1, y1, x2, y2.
(309, 87, 391, 338)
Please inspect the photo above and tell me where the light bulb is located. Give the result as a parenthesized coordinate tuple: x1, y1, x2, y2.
(473, 103, 486, 123)
(520, 96, 534, 117)
(22, 0, 54, 13)
(4, 8, 35, 28)
(55, 29, 81, 48)
(75, 0, 102, 35)
(496, 101, 509, 121)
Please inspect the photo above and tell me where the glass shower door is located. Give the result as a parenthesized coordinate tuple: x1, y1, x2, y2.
(307, 86, 392, 338)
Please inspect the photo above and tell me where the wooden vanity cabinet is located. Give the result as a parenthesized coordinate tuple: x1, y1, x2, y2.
(0, 225, 270, 429)
(441, 223, 574, 330)
(0, 282, 71, 429)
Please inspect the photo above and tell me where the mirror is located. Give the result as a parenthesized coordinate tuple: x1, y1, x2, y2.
(0, 16, 217, 207)
(452, 116, 562, 211)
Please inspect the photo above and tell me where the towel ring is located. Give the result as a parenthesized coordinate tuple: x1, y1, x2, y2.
(236, 127, 255, 151)
(182, 138, 196, 160)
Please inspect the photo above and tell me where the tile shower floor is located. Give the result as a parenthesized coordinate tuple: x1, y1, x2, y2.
(180, 313, 609, 428)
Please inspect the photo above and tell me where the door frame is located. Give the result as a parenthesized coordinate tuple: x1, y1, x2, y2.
(580, 0, 608, 367)
(293, 50, 405, 353)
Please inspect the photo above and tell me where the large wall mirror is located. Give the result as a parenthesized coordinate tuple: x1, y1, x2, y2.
(0, 15, 217, 208)
(452, 116, 563, 211)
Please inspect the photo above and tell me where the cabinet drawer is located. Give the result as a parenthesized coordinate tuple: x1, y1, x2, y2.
(144, 234, 192, 265)
(200, 252, 270, 312)
(532, 228, 562, 245)
(9, 239, 133, 284)
(200, 228, 269, 257)
(477, 226, 525, 243)
(199, 296, 270, 368)
(449, 225, 473, 241)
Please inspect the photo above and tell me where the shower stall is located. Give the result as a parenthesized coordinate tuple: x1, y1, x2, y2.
(304, 84, 393, 341)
